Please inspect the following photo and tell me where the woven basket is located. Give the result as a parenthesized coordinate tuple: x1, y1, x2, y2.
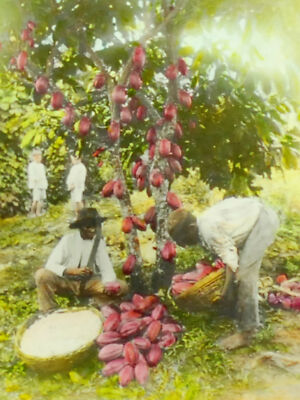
(174, 268, 225, 312)
(15, 307, 103, 373)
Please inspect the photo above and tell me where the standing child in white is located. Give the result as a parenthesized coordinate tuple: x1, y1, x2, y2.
(66, 155, 87, 217)
(28, 148, 48, 217)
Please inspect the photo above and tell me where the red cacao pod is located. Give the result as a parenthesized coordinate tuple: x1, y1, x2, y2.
(136, 164, 147, 178)
(35, 76, 49, 95)
(112, 85, 127, 104)
(101, 180, 115, 197)
(124, 342, 140, 366)
(122, 255, 137, 275)
(92, 147, 106, 157)
(164, 166, 175, 183)
(17, 51, 27, 71)
(120, 302, 136, 312)
(149, 144, 155, 160)
(172, 274, 184, 283)
(166, 192, 182, 210)
(161, 241, 176, 261)
(146, 320, 161, 342)
(164, 104, 177, 121)
(161, 323, 182, 334)
(105, 281, 121, 295)
(79, 116, 91, 136)
(131, 216, 147, 231)
(138, 353, 147, 365)
(101, 305, 118, 318)
(96, 331, 121, 346)
(28, 38, 35, 48)
(150, 169, 164, 187)
(171, 143, 182, 159)
(174, 121, 183, 139)
(136, 105, 147, 121)
(144, 206, 156, 224)
(146, 344, 162, 367)
(168, 157, 182, 173)
(165, 64, 178, 80)
(108, 120, 120, 141)
(120, 106, 132, 124)
(132, 294, 144, 308)
(133, 337, 151, 351)
(21, 28, 31, 41)
(93, 73, 106, 89)
(132, 46, 146, 69)
(51, 91, 64, 110)
(146, 127, 157, 144)
(98, 343, 124, 362)
(129, 96, 140, 111)
(119, 365, 134, 386)
(122, 217, 133, 234)
(182, 270, 207, 282)
(62, 105, 75, 127)
(137, 176, 146, 191)
(134, 363, 149, 385)
(158, 332, 177, 348)
(177, 58, 188, 75)
(27, 20, 36, 31)
(132, 160, 142, 178)
(140, 316, 153, 329)
(214, 258, 225, 269)
(159, 139, 172, 157)
(121, 310, 141, 322)
(119, 320, 141, 338)
(102, 358, 128, 377)
(195, 264, 213, 278)
(129, 71, 143, 90)
(178, 90, 192, 108)
(150, 220, 157, 232)
(113, 179, 124, 199)
(151, 304, 167, 320)
(103, 312, 121, 332)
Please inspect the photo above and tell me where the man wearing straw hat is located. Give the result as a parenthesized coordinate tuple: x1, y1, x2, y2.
(168, 197, 279, 350)
(35, 208, 128, 312)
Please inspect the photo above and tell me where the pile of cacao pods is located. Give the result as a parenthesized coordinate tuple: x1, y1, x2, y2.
(96, 294, 183, 386)
(268, 274, 300, 311)
(171, 259, 225, 296)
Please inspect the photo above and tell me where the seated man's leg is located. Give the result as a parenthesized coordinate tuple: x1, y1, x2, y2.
(83, 277, 129, 306)
(35, 269, 80, 312)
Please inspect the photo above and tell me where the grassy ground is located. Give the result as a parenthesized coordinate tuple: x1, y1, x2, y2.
(0, 170, 299, 400)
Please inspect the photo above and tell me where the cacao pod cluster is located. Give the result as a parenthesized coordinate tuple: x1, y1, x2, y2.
(171, 259, 225, 296)
(96, 294, 183, 386)
(101, 179, 124, 199)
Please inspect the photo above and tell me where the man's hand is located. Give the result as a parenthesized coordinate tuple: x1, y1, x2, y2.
(64, 267, 93, 278)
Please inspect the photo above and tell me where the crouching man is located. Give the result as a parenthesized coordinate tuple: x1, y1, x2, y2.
(35, 208, 128, 312)
(168, 197, 279, 350)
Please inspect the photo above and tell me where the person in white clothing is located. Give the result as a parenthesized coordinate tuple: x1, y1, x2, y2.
(35, 208, 128, 312)
(168, 197, 279, 350)
(66, 155, 87, 217)
(27, 148, 48, 217)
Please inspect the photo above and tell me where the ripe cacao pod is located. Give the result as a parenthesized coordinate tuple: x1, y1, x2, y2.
(122, 255, 137, 275)
(112, 85, 126, 104)
(135, 164, 147, 178)
(101, 305, 118, 318)
(103, 312, 121, 332)
(79, 116, 91, 136)
(27, 20, 36, 31)
(98, 343, 124, 362)
(144, 206, 156, 224)
(120, 106, 132, 124)
(159, 139, 171, 157)
(171, 143, 182, 159)
(137, 176, 146, 191)
(161, 323, 182, 334)
(62, 105, 75, 127)
(35, 76, 49, 95)
(129, 71, 143, 90)
(131, 216, 147, 231)
(171, 282, 194, 296)
(122, 217, 133, 234)
(133, 337, 151, 351)
(177, 58, 188, 75)
(134, 363, 149, 385)
(108, 120, 120, 142)
(165, 64, 178, 80)
(132, 160, 142, 178)
(128, 96, 140, 111)
(120, 302, 136, 312)
(149, 144, 156, 160)
(101, 180, 115, 197)
(146, 344, 162, 367)
(119, 365, 134, 387)
(150, 170, 164, 187)
(178, 90, 192, 108)
(140, 316, 153, 329)
(96, 331, 121, 346)
(146, 127, 156, 144)
(164, 104, 177, 120)
(161, 241, 176, 261)
(132, 46, 146, 69)
(132, 294, 144, 308)
(174, 121, 183, 139)
(93, 73, 106, 89)
(105, 281, 121, 295)
(151, 304, 166, 320)
(168, 157, 182, 173)
(138, 353, 147, 365)
(164, 166, 175, 183)
(113, 179, 124, 199)
(124, 342, 140, 366)
(119, 320, 141, 338)
(28, 38, 35, 48)
(182, 270, 206, 282)
(136, 105, 147, 121)
(166, 192, 182, 210)
(17, 51, 28, 71)
(158, 332, 177, 348)
(102, 358, 128, 377)
(146, 320, 162, 342)
(21, 28, 31, 41)
(121, 310, 141, 321)
(51, 91, 64, 110)
(92, 147, 105, 157)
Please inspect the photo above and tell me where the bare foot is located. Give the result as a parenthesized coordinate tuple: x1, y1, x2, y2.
(217, 332, 253, 350)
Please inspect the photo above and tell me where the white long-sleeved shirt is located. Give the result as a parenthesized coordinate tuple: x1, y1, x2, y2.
(66, 162, 87, 192)
(45, 230, 117, 283)
(197, 197, 263, 272)
(28, 161, 48, 190)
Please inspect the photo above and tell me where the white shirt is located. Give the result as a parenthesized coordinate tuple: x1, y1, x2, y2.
(197, 197, 263, 272)
(28, 161, 48, 189)
(45, 230, 117, 283)
(66, 162, 87, 192)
